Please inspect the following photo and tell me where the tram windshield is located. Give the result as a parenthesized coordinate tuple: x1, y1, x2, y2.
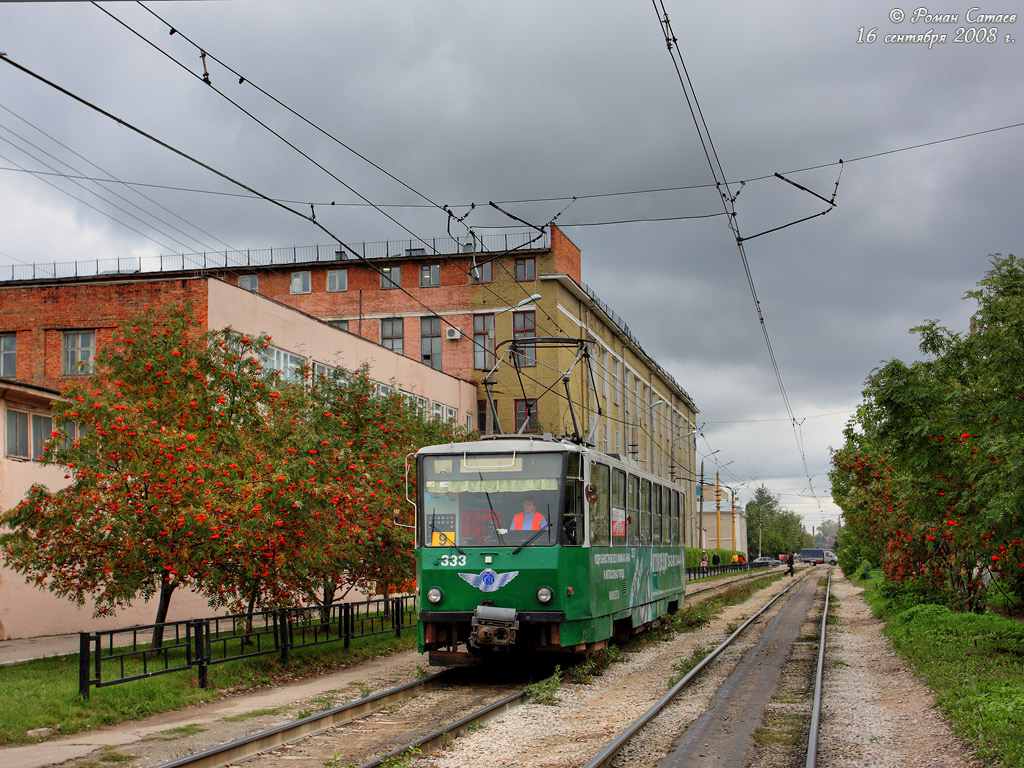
(420, 452, 564, 548)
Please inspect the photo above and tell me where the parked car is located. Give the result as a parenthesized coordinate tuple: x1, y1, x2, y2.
(751, 556, 782, 567)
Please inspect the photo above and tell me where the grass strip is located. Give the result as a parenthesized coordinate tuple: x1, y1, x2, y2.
(862, 582, 1024, 768)
(0, 632, 413, 747)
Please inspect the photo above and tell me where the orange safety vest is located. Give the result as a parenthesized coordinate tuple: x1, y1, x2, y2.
(512, 511, 546, 530)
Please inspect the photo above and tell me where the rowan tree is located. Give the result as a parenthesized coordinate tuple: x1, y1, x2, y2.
(2, 302, 475, 637)
(0, 305, 272, 640)
(831, 254, 1024, 611)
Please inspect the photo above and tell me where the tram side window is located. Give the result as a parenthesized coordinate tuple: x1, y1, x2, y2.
(662, 487, 672, 545)
(590, 463, 610, 546)
(627, 474, 640, 546)
(664, 485, 672, 545)
(652, 485, 663, 545)
(563, 478, 583, 546)
(673, 491, 681, 546)
(671, 493, 679, 548)
(640, 479, 651, 546)
(611, 468, 627, 546)
(563, 453, 583, 545)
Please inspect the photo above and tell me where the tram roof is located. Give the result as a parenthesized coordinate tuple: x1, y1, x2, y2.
(417, 434, 584, 456)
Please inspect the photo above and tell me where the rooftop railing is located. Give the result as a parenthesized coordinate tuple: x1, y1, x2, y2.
(0, 230, 550, 283)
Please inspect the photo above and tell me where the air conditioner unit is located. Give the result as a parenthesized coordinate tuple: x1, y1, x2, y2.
(445, 327, 461, 340)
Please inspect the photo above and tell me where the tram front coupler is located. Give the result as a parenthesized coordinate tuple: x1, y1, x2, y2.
(469, 605, 519, 649)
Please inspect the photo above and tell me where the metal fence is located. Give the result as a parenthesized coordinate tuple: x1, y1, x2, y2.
(78, 595, 415, 698)
(0, 231, 550, 283)
(686, 563, 752, 581)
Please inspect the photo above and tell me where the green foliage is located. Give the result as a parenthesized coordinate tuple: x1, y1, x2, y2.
(830, 254, 1024, 611)
(381, 746, 422, 768)
(854, 559, 873, 581)
(525, 667, 563, 705)
(744, 486, 805, 558)
(668, 644, 716, 688)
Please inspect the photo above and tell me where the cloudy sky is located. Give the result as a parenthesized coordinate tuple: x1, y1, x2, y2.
(2, 1, 1022, 534)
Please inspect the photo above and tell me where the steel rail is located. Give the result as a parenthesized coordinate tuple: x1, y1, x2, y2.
(150, 670, 451, 768)
(354, 687, 530, 768)
(805, 568, 832, 768)
(581, 572, 809, 768)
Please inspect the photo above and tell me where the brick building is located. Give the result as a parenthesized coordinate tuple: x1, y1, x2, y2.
(1, 225, 718, 635)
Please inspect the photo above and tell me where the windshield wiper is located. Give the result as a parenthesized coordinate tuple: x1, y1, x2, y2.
(512, 522, 549, 555)
(430, 517, 465, 555)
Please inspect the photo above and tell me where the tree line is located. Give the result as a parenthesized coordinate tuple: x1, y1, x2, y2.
(1, 303, 468, 635)
(830, 254, 1024, 611)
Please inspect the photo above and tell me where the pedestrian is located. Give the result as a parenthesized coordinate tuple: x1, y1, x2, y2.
(700, 550, 709, 574)
(786, 553, 795, 577)
(712, 552, 720, 567)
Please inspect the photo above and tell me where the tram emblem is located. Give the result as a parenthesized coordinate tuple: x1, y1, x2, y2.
(458, 568, 519, 593)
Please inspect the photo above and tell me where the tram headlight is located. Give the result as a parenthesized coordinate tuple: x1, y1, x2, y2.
(536, 586, 554, 604)
(426, 587, 444, 605)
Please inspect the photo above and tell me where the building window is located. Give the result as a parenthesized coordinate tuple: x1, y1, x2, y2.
(327, 269, 348, 292)
(477, 399, 498, 432)
(312, 361, 333, 377)
(31, 414, 52, 461)
(261, 346, 306, 384)
(238, 274, 258, 292)
(6, 409, 29, 458)
(1, 334, 15, 378)
(419, 264, 440, 287)
(611, 358, 621, 405)
(473, 314, 495, 370)
(329, 319, 349, 331)
(515, 258, 535, 281)
(512, 311, 536, 367)
(381, 265, 401, 289)
(470, 261, 492, 283)
(62, 331, 95, 375)
(421, 316, 442, 370)
(290, 271, 311, 294)
(515, 399, 538, 433)
(381, 318, 404, 355)
(60, 421, 86, 452)
(4, 409, 52, 461)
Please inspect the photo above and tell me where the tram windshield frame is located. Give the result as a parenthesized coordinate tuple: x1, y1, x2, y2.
(418, 451, 565, 549)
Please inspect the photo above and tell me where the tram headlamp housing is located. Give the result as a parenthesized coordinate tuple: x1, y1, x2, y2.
(536, 586, 554, 604)
(426, 587, 444, 605)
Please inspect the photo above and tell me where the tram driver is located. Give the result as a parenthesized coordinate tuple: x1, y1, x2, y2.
(510, 495, 549, 531)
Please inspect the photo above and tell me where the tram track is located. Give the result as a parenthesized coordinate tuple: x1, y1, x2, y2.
(580, 571, 819, 768)
(148, 666, 531, 768)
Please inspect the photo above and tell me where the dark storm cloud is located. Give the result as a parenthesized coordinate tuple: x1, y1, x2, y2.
(1, 0, 1021, 526)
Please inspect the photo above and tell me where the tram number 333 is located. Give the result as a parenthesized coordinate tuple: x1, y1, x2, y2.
(438, 554, 468, 567)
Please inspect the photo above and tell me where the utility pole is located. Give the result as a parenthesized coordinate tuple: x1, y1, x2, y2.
(731, 491, 736, 554)
(715, 470, 721, 550)
(699, 459, 704, 548)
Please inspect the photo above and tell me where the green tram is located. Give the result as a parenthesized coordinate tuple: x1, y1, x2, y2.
(412, 434, 686, 665)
